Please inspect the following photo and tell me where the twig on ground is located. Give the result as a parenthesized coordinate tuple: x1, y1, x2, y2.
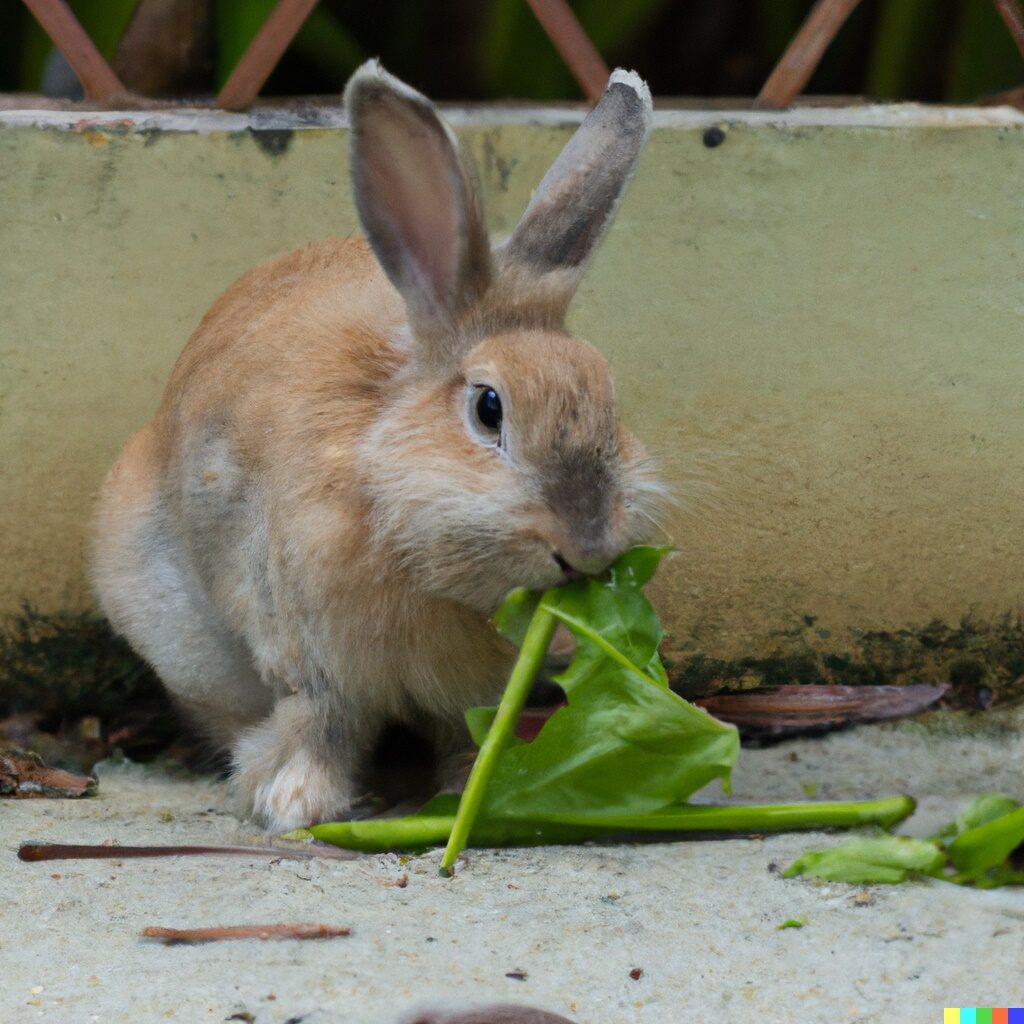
(696, 683, 948, 738)
(1, 749, 96, 799)
(142, 923, 350, 943)
(18, 842, 361, 862)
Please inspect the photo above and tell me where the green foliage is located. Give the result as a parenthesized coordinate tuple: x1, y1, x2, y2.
(786, 795, 1024, 888)
(214, 0, 276, 87)
(7, 1, 1021, 101)
(945, 801, 1024, 883)
(15, 0, 137, 91)
(865, 0, 941, 100)
(776, 916, 808, 929)
(481, 0, 668, 99)
(784, 835, 945, 884)
(478, 548, 738, 823)
(311, 547, 911, 859)
(946, 0, 1024, 101)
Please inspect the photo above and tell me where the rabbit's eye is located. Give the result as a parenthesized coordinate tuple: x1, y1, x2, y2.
(475, 388, 503, 433)
(466, 384, 504, 448)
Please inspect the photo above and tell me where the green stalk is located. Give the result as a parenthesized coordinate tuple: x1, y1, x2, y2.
(307, 816, 459, 852)
(439, 595, 559, 875)
(308, 796, 916, 854)
(544, 605, 663, 688)
(529, 796, 917, 833)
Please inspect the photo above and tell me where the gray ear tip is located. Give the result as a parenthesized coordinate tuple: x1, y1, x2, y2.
(343, 58, 385, 108)
(343, 58, 431, 118)
(607, 68, 653, 117)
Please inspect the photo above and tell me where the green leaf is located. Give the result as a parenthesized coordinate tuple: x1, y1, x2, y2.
(541, 547, 672, 692)
(479, 659, 738, 820)
(608, 546, 672, 588)
(464, 705, 499, 748)
(475, 546, 733, 824)
(493, 587, 542, 648)
(955, 794, 1020, 833)
(777, 917, 807, 930)
(931, 793, 1020, 846)
(784, 836, 945, 885)
(946, 804, 1024, 879)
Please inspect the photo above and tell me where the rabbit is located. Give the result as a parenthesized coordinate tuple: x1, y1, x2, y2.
(91, 60, 667, 831)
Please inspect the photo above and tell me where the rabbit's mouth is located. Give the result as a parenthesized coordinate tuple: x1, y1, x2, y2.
(552, 552, 585, 584)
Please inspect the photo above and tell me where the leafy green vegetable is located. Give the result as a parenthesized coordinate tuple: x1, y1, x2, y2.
(492, 587, 543, 649)
(538, 546, 672, 689)
(946, 804, 1024, 880)
(304, 547, 916, 867)
(783, 836, 945, 885)
(440, 594, 558, 873)
(306, 795, 915, 853)
(482, 547, 734, 823)
(439, 548, 736, 871)
(786, 794, 1024, 889)
(934, 793, 1020, 844)
(476, 668, 737, 818)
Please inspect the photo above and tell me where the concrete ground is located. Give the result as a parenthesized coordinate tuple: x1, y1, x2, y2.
(3, 709, 1022, 1024)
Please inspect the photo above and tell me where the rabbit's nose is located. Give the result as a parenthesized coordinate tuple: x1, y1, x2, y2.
(552, 547, 616, 580)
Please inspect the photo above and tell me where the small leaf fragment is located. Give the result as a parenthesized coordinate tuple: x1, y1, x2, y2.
(608, 545, 673, 587)
(946, 804, 1024, 879)
(784, 836, 944, 885)
(932, 793, 1020, 846)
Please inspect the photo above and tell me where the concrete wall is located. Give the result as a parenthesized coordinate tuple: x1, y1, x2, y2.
(2, 104, 1023, 657)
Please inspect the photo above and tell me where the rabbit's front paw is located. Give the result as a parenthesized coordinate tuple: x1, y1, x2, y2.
(250, 749, 350, 831)
(233, 701, 351, 831)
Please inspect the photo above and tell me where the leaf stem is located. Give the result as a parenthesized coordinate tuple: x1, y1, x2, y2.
(310, 796, 916, 853)
(439, 594, 559, 874)
(543, 604, 663, 688)
(530, 796, 917, 832)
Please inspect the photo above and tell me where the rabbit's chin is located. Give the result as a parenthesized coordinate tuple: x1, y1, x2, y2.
(397, 539, 567, 616)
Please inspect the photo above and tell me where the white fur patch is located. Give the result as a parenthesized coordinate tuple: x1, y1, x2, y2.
(609, 68, 653, 114)
(234, 706, 351, 831)
(344, 58, 434, 116)
(251, 749, 347, 832)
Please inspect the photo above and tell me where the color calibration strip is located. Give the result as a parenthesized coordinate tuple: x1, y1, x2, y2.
(944, 1011, 1024, 1023)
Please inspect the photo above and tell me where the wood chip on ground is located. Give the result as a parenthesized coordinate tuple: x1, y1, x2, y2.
(142, 923, 351, 943)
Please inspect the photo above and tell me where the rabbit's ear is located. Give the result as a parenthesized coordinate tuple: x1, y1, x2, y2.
(499, 69, 652, 312)
(345, 61, 492, 346)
